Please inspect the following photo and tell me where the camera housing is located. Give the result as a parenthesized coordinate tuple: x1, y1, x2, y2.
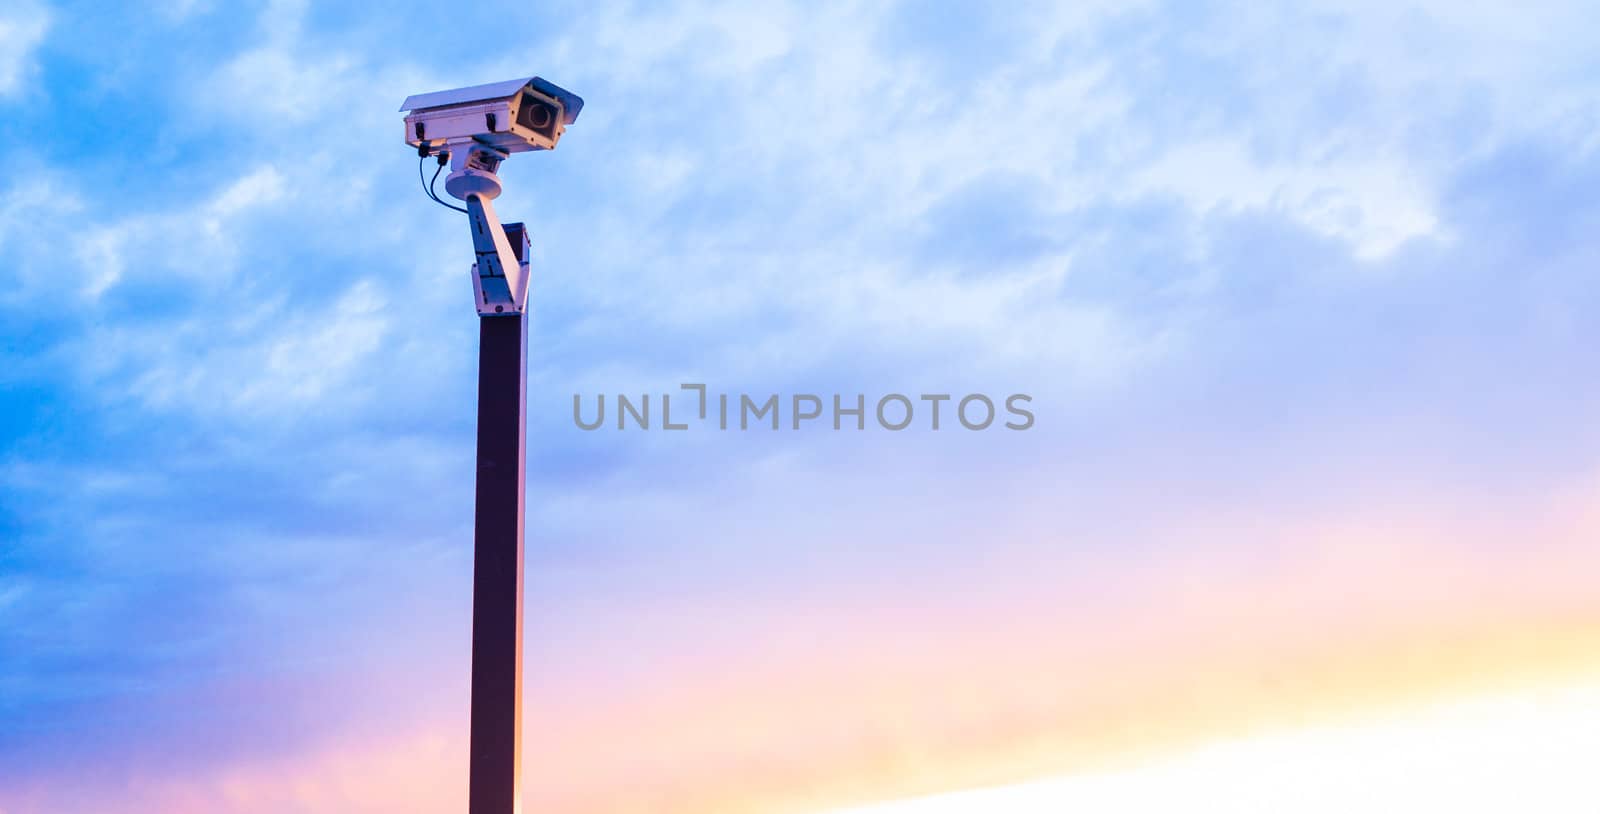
(402, 76, 581, 316)
(401, 76, 584, 155)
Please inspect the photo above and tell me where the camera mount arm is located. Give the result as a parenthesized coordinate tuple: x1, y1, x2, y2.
(466, 192, 530, 316)
(426, 140, 527, 316)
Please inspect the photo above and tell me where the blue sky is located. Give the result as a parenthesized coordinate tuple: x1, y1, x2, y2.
(3, 1, 1600, 811)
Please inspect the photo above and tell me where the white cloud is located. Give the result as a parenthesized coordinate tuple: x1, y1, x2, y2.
(154, 0, 214, 22)
(211, 44, 360, 123)
(210, 166, 287, 218)
(1130, 139, 1440, 260)
(0, 0, 48, 98)
(10, 0, 1600, 424)
(72, 163, 291, 299)
(121, 277, 389, 418)
(0, 172, 85, 307)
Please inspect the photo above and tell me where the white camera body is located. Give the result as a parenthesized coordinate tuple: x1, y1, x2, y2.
(401, 76, 583, 156)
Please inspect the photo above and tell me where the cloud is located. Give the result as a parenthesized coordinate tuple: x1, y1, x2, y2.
(64, 165, 290, 300)
(1128, 139, 1440, 260)
(0, 1, 48, 98)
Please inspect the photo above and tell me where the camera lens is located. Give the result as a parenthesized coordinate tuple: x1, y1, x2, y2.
(518, 94, 558, 135)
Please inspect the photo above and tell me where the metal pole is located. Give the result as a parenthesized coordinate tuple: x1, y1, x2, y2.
(468, 311, 527, 814)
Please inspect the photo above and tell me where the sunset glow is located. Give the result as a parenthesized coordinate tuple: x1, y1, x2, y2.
(828, 678, 1600, 814)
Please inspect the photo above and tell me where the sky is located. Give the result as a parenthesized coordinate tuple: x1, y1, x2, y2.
(2, 0, 1600, 812)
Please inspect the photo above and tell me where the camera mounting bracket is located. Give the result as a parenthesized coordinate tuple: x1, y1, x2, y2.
(466, 192, 530, 316)
(443, 140, 508, 200)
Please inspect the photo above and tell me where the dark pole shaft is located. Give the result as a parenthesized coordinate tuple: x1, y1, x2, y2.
(469, 313, 527, 814)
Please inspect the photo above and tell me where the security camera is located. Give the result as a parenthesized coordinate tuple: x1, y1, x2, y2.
(401, 76, 582, 317)
(401, 76, 583, 202)
(401, 76, 583, 156)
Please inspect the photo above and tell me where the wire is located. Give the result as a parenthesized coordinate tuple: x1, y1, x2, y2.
(419, 154, 469, 214)
(430, 161, 469, 213)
